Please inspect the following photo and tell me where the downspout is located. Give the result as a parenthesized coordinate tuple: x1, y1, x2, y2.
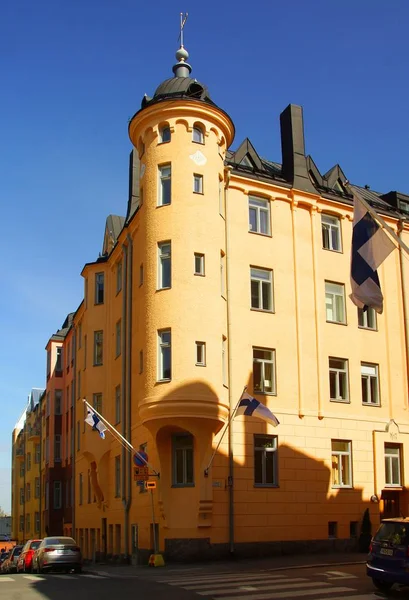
(39, 409, 42, 537)
(125, 235, 133, 561)
(72, 328, 77, 537)
(224, 166, 235, 555)
(398, 219, 409, 405)
(23, 427, 26, 543)
(121, 243, 129, 560)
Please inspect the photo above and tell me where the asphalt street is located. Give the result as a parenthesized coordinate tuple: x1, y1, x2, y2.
(0, 564, 408, 600)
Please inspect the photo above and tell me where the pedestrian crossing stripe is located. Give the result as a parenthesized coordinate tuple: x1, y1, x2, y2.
(183, 576, 308, 590)
(196, 581, 339, 597)
(214, 587, 355, 600)
(0, 577, 14, 582)
(161, 573, 286, 584)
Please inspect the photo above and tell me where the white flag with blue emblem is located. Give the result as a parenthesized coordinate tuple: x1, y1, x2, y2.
(85, 409, 107, 439)
(350, 193, 395, 314)
(235, 391, 279, 427)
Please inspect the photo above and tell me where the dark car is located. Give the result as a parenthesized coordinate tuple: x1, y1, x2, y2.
(2, 545, 23, 574)
(0, 552, 9, 571)
(367, 517, 409, 591)
(33, 537, 82, 574)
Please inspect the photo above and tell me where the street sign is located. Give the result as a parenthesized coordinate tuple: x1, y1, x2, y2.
(145, 481, 156, 490)
(134, 466, 149, 481)
(134, 450, 148, 467)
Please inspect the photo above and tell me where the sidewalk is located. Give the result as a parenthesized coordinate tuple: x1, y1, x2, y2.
(85, 551, 367, 579)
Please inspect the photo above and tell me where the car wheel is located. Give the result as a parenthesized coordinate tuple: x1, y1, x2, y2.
(74, 566, 82, 574)
(372, 578, 393, 592)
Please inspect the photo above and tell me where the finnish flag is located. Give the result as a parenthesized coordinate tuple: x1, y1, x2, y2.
(235, 392, 279, 427)
(350, 193, 395, 314)
(85, 409, 107, 439)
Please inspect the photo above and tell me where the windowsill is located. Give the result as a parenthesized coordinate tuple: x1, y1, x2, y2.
(93, 363, 103, 367)
(171, 484, 195, 488)
(94, 302, 104, 306)
(253, 391, 277, 397)
(384, 484, 402, 489)
(248, 230, 272, 238)
(115, 353, 121, 359)
(322, 247, 343, 254)
(331, 485, 353, 490)
(192, 140, 205, 145)
(194, 273, 205, 277)
(157, 202, 171, 208)
(250, 308, 274, 314)
(358, 326, 378, 332)
(193, 191, 204, 195)
(156, 379, 171, 384)
(158, 140, 171, 145)
(156, 287, 171, 292)
(326, 320, 347, 326)
(195, 363, 206, 367)
(254, 483, 279, 488)
(362, 402, 381, 407)
(330, 399, 350, 404)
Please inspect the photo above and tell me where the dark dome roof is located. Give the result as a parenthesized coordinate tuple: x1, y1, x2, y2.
(141, 77, 215, 109)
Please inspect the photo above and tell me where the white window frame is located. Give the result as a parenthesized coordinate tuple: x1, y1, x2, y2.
(158, 164, 171, 206)
(193, 174, 203, 194)
(385, 444, 402, 487)
(331, 440, 352, 488)
(158, 330, 171, 381)
(195, 342, 206, 366)
(358, 307, 377, 330)
(325, 281, 346, 324)
(194, 253, 205, 276)
(253, 347, 276, 395)
(158, 242, 171, 289)
(251, 267, 273, 311)
(321, 214, 342, 251)
(254, 435, 278, 486)
(361, 362, 380, 406)
(192, 125, 204, 144)
(329, 357, 349, 402)
(249, 196, 271, 235)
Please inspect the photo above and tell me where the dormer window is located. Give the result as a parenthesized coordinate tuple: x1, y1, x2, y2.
(333, 179, 346, 194)
(192, 125, 204, 144)
(159, 126, 171, 144)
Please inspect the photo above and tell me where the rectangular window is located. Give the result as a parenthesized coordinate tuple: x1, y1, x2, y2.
(385, 444, 401, 486)
(193, 174, 203, 194)
(94, 330, 103, 366)
(222, 336, 227, 386)
(158, 242, 171, 289)
(361, 363, 380, 406)
(79, 473, 83, 505)
(95, 272, 105, 304)
(93, 393, 103, 414)
(358, 306, 377, 330)
(19, 462, 24, 477)
(249, 196, 270, 235)
(329, 357, 349, 402)
(195, 342, 206, 366)
(194, 253, 205, 276)
(331, 440, 352, 488)
(19, 516, 24, 532)
(45, 480, 49, 509)
(220, 251, 226, 297)
(20, 488, 24, 504)
(328, 521, 338, 538)
(325, 281, 346, 324)
(321, 214, 342, 251)
(78, 322, 82, 349)
(158, 164, 171, 206)
(158, 330, 171, 381)
(35, 444, 40, 464)
(115, 385, 121, 424)
(26, 513, 31, 532)
(55, 390, 62, 415)
(172, 434, 194, 486)
(54, 434, 61, 462)
(115, 456, 121, 497)
(26, 452, 31, 471)
(254, 435, 278, 486)
(35, 512, 40, 533)
(26, 482, 31, 501)
(251, 267, 273, 311)
(35, 477, 40, 499)
(53, 481, 62, 509)
(253, 347, 276, 394)
(116, 261, 122, 293)
(55, 347, 63, 373)
(139, 350, 143, 374)
(116, 320, 121, 357)
(219, 177, 224, 217)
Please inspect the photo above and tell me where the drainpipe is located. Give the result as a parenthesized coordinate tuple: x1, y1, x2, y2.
(398, 218, 409, 403)
(125, 235, 133, 561)
(39, 408, 42, 538)
(224, 166, 235, 555)
(72, 328, 77, 537)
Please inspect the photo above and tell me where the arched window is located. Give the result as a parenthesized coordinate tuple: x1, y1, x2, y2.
(192, 125, 204, 144)
(159, 126, 171, 144)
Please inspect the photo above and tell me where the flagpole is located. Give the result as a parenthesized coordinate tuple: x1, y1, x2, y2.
(204, 387, 247, 477)
(353, 190, 409, 256)
(82, 399, 159, 476)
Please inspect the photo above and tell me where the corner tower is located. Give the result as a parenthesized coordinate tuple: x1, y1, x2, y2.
(128, 32, 235, 537)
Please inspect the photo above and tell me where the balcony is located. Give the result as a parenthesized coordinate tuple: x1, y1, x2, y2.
(28, 425, 40, 440)
(15, 448, 24, 460)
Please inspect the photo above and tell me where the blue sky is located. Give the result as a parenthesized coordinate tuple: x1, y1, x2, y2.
(1, 0, 408, 513)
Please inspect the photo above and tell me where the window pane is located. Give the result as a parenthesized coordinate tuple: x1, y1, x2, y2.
(335, 294, 344, 322)
(162, 178, 171, 205)
(265, 452, 276, 484)
(254, 450, 263, 484)
(329, 371, 336, 398)
(162, 347, 171, 379)
(262, 281, 271, 310)
(251, 280, 259, 308)
(260, 210, 269, 234)
(254, 348, 271, 361)
(263, 362, 273, 393)
(253, 361, 262, 391)
(249, 208, 257, 231)
(162, 258, 171, 287)
(175, 449, 184, 484)
(332, 441, 349, 452)
(339, 372, 347, 399)
(185, 449, 194, 483)
(341, 454, 351, 485)
(392, 458, 400, 485)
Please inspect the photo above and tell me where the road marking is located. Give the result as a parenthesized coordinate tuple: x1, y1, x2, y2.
(196, 581, 332, 596)
(183, 577, 308, 590)
(316, 596, 380, 600)
(82, 574, 107, 579)
(217, 586, 355, 600)
(164, 573, 285, 585)
(51, 574, 73, 579)
(319, 570, 359, 580)
(0, 577, 14, 582)
(23, 575, 44, 581)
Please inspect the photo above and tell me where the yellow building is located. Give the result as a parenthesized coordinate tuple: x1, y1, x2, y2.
(12, 40, 409, 562)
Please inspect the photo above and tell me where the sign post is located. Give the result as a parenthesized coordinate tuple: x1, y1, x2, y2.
(147, 480, 164, 568)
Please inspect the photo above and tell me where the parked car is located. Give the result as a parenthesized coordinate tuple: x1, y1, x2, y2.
(2, 546, 23, 574)
(367, 517, 409, 591)
(33, 537, 82, 574)
(0, 552, 9, 572)
(17, 539, 42, 573)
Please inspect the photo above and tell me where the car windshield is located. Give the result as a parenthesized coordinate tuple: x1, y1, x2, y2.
(30, 541, 41, 550)
(12, 548, 22, 556)
(375, 522, 409, 545)
(45, 537, 76, 546)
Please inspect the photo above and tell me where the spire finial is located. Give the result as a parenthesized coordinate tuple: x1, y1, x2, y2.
(179, 12, 188, 48)
(173, 12, 192, 78)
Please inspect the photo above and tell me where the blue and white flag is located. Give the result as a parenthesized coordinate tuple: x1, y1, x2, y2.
(85, 409, 107, 439)
(235, 391, 279, 427)
(350, 193, 395, 314)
